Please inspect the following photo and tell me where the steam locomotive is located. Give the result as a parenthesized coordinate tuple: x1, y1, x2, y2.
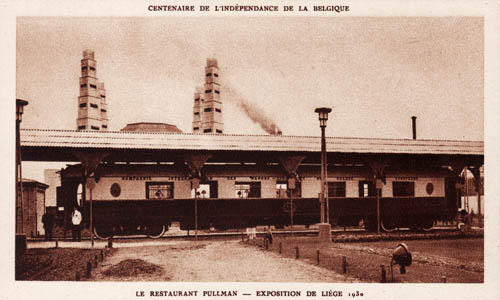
(56, 161, 459, 238)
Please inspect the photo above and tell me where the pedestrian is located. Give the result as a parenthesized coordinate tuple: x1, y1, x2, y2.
(71, 206, 82, 242)
(41, 211, 54, 241)
(265, 227, 273, 245)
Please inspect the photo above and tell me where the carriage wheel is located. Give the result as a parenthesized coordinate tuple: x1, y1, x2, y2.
(421, 218, 434, 232)
(380, 218, 397, 232)
(93, 225, 113, 240)
(145, 224, 165, 238)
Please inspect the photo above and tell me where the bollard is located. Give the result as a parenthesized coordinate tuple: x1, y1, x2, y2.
(317, 250, 320, 265)
(441, 276, 447, 283)
(94, 255, 98, 267)
(265, 238, 269, 250)
(380, 265, 387, 283)
(295, 246, 299, 259)
(108, 238, 113, 248)
(75, 271, 80, 281)
(86, 261, 92, 278)
(342, 256, 347, 274)
(279, 242, 282, 254)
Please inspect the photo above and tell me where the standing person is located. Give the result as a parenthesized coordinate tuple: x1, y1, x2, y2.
(41, 211, 54, 241)
(71, 207, 82, 242)
(265, 227, 273, 245)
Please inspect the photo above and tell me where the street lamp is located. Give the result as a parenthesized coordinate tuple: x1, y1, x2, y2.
(315, 107, 332, 243)
(16, 99, 28, 256)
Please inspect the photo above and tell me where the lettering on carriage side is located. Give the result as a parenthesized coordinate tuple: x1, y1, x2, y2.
(336, 176, 353, 180)
(394, 177, 418, 181)
(122, 176, 152, 180)
(250, 176, 269, 180)
(166, 176, 190, 180)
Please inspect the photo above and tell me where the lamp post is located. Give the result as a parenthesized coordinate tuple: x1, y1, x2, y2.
(16, 99, 28, 256)
(315, 107, 332, 243)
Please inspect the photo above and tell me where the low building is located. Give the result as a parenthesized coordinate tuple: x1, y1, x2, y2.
(19, 179, 49, 237)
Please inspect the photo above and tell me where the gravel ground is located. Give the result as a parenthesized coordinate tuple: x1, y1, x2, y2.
(92, 239, 357, 282)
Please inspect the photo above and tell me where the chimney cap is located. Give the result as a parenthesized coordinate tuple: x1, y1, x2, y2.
(206, 58, 218, 68)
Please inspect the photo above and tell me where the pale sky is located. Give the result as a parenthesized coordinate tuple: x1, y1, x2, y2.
(16, 17, 483, 140)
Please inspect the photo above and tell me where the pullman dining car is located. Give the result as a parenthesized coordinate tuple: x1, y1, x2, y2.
(57, 161, 458, 238)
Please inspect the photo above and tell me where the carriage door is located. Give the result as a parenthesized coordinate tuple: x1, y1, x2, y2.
(445, 177, 460, 213)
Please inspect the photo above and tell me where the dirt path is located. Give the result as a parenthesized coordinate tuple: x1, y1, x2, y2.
(92, 239, 356, 282)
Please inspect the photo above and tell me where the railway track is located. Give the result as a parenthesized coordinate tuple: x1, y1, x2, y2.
(29, 225, 481, 244)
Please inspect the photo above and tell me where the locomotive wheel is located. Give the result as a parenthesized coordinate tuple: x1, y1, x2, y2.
(145, 224, 165, 238)
(93, 225, 113, 240)
(380, 218, 397, 232)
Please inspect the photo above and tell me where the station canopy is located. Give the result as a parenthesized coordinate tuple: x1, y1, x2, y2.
(20, 129, 484, 166)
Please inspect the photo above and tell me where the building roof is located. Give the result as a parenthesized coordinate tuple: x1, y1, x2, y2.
(120, 122, 183, 133)
(21, 128, 483, 155)
(21, 178, 49, 189)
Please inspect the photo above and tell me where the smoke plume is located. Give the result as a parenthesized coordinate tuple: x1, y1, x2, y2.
(223, 84, 282, 135)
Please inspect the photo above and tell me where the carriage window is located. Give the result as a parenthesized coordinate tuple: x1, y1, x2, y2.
(192, 184, 210, 198)
(146, 182, 174, 199)
(358, 181, 376, 197)
(191, 181, 218, 198)
(276, 182, 287, 198)
(235, 182, 261, 198)
(392, 181, 415, 197)
(276, 181, 302, 198)
(328, 182, 346, 197)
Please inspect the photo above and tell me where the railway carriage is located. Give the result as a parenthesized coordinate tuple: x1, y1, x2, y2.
(57, 161, 458, 238)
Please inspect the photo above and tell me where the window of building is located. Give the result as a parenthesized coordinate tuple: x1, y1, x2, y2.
(235, 182, 261, 198)
(215, 108, 221, 113)
(214, 73, 219, 77)
(328, 182, 346, 197)
(194, 112, 199, 115)
(78, 125, 86, 130)
(204, 107, 212, 112)
(205, 89, 212, 94)
(392, 181, 415, 197)
(193, 127, 199, 131)
(146, 182, 174, 199)
(79, 103, 87, 108)
(81, 66, 87, 71)
(102, 125, 108, 129)
(215, 129, 223, 134)
(90, 84, 97, 89)
(101, 95, 106, 98)
(203, 128, 212, 133)
(215, 90, 220, 94)
(89, 67, 96, 71)
(90, 103, 98, 108)
(80, 84, 87, 88)
(101, 109, 107, 113)
(206, 73, 212, 77)
(195, 98, 200, 102)
(358, 181, 376, 197)
(90, 126, 100, 130)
